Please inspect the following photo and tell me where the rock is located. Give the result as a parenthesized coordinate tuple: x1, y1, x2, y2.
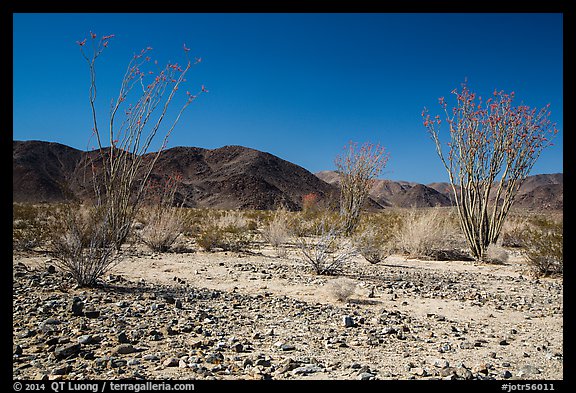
(502, 370, 513, 379)
(13, 344, 23, 356)
(110, 358, 127, 368)
(410, 367, 427, 377)
(117, 331, 130, 344)
(51, 365, 72, 375)
(517, 364, 541, 378)
(291, 364, 323, 375)
(472, 363, 488, 374)
(179, 359, 188, 368)
(433, 359, 449, 369)
(175, 299, 183, 309)
(455, 367, 473, 380)
(114, 344, 138, 355)
(70, 298, 84, 316)
(77, 335, 94, 345)
(163, 358, 180, 367)
(440, 367, 457, 378)
(47, 265, 56, 274)
(54, 343, 81, 360)
(143, 354, 160, 361)
(280, 343, 296, 351)
(358, 372, 375, 380)
(83, 306, 100, 319)
(342, 315, 355, 328)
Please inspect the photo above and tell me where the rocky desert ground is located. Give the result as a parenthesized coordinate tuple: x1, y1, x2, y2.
(12, 239, 563, 381)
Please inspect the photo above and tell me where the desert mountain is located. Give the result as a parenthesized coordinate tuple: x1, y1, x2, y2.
(13, 140, 562, 211)
(12, 140, 337, 210)
(316, 170, 563, 211)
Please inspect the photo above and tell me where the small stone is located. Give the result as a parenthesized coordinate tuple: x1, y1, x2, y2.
(54, 343, 81, 360)
(179, 359, 188, 368)
(117, 331, 130, 344)
(410, 367, 427, 377)
(280, 343, 296, 351)
(472, 363, 488, 374)
(175, 299, 183, 309)
(110, 358, 127, 368)
(83, 306, 100, 319)
(114, 344, 137, 355)
(342, 315, 355, 328)
(51, 365, 72, 375)
(70, 298, 84, 316)
(13, 345, 23, 356)
(433, 359, 449, 369)
(163, 357, 180, 367)
(77, 335, 93, 345)
(232, 343, 244, 353)
(499, 339, 509, 346)
(517, 364, 541, 377)
(291, 364, 323, 375)
(358, 372, 375, 380)
(143, 354, 160, 361)
(47, 265, 56, 274)
(502, 370, 513, 379)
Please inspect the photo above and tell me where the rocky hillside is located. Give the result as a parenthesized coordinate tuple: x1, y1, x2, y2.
(316, 171, 563, 210)
(13, 140, 562, 210)
(13, 141, 338, 210)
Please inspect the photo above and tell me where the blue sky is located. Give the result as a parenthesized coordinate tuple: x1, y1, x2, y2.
(13, 13, 563, 184)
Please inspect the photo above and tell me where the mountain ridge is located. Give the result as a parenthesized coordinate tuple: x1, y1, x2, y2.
(13, 140, 563, 211)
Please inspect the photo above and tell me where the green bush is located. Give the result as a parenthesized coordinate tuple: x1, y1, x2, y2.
(522, 218, 563, 277)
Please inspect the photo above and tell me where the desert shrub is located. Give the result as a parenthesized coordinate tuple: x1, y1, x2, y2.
(483, 243, 509, 264)
(138, 176, 187, 252)
(500, 214, 531, 248)
(195, 210, 254, 252)
(296, 216, 356, 275)
(261, 207, 292, 257)
(394, 207, 466, 260)
(50, 204, 119, 287)
(13, 203, 61, 252)
(138, 205, 186, 252)
(326, 277, 357, 302)
(522, 218, 563, 277)
(352, 213, 401, 263)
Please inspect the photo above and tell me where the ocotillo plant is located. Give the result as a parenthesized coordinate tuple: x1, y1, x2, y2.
(335, 141, 389, 236)
(422, 81, 558, 261)
(52, 32, 205, 286)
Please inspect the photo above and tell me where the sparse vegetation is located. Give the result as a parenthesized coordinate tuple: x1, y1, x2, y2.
(195, 210, 255, 252)
(326, 276, 357, 302)
(296, 215, 356, 275)
(423, 82, 558, 260)
(261, 207, 292, 257)
(522, 217, 563, 277)
(393, 207, 466, 260)
(335, 141, 389, 236)
(351, 213, 400, 263)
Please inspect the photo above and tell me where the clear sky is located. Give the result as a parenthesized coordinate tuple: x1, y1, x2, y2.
(13, 13, 563, 184)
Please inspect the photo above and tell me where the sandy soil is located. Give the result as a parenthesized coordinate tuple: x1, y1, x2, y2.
(13, 240, 563, 381)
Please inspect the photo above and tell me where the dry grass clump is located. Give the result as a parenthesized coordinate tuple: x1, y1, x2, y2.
(261, 207, 293, 257)
(393, 207, 467, 260)
(138, 205, 186, 252)
(195, 210, 254, 252)
(296, 215, 356, 275)
(483, 243, 509, 264)
(522, 217, 563, 277)
(351, 211, 401, 263)
(13, 203, 66, 252)
(326, 277, 357, 302)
